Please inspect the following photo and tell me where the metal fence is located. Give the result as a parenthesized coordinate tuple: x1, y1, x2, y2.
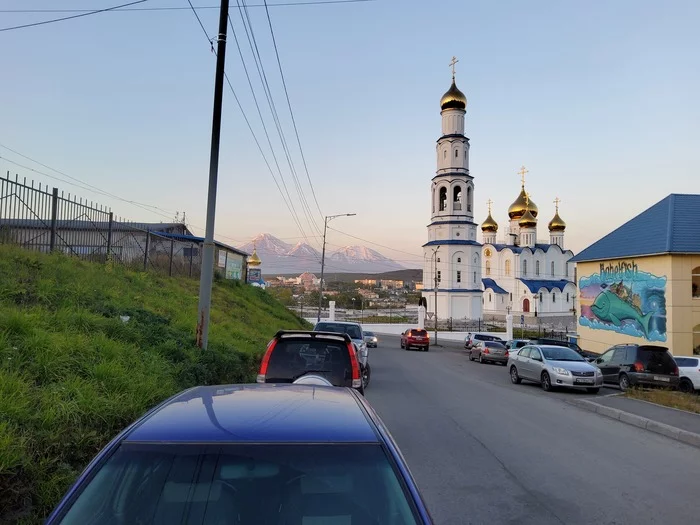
(0, 173, 208, 278)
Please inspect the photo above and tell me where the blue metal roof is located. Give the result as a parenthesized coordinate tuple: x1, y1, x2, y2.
(125, 384, 378, 444)
(482, 278, 508, 294)
(571, 194, 700, 262)
(518, 279, 574, 293)
(488, 243, 573, 256)
(153, 232, 249, 257)
(422, 239, 482, 247)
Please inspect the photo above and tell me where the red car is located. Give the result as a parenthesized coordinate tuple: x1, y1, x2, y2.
(401, 328, 430, 351)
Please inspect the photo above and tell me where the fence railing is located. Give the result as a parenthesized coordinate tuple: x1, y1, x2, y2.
(0, 173, 209, 279)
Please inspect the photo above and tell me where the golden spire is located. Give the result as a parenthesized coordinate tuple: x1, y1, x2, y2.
(548, 197, 566, 232)
(440, 56, 467, 110)
(481, 198, 498, 232)
(508, 166, 538, 219)
(248, 242, 262, 267)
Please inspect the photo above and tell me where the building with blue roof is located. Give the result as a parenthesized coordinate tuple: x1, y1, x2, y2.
(570, 194, 700, 356)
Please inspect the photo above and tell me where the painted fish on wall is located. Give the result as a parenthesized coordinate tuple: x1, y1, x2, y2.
(590, 290, 652, 337)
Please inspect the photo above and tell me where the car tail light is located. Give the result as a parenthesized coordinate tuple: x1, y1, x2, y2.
(257, 338, 277, 383)
(347, 343, 362, 389)
(632, 361, 644, 372)
(672, 366, 679, 376)
(483, 348, 490, 354)
(505, 351, 509, 357)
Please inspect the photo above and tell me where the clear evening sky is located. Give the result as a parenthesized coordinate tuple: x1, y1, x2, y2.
(1, 0, 698, 268)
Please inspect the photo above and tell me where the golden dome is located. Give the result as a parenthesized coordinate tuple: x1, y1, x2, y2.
(440, 80, 467, 110)
(248, 248, 261, 267)
(508, 187, 538, 220)
(548, 200, 566, 231)
(481, 212, 498, 232)
(519, 208, 537, 228)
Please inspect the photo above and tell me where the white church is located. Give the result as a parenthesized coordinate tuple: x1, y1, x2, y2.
(422, 60, 576, 321)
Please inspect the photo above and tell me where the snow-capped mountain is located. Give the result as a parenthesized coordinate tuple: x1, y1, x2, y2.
(237, 234, 404, 274)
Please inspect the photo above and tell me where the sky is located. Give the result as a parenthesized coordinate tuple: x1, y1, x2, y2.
(1, 0, 698, 270)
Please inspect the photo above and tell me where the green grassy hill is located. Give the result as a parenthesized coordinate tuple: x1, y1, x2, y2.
(0, 245, 310, 523)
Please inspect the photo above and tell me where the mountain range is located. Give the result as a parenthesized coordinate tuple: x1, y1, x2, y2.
(238, 233, 406, 275)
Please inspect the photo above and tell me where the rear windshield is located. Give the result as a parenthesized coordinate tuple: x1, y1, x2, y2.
(266, 339, 351, 384)
(675, 357, 699, 367)
(315, 322, 363, 340)
(637, 347, 676, 373)
(485, 341, 506, 348)
(410, 330, 428, 336)
(55, 443, 420, 525)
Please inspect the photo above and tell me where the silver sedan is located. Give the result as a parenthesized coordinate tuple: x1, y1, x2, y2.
(508, 344, 604, 393)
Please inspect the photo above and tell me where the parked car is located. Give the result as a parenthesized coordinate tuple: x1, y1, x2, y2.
(673, 356, 700, 393)
(464, 332, 504, 349)
(469, 340, 509, 365)
(314, 321, 370, 389)
(505, 339, 530, 351)
(401, 328, 430, 351)
(591, 344, 679, 391)
(508, 344, 604, 393)
(45, 384, 433, 525)
(364, 330, 379, 348)
(257, 330, 365, 393)
(529, 338, 599, 360)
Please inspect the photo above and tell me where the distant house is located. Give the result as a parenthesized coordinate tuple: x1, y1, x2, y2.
(298, 272, 319, 291)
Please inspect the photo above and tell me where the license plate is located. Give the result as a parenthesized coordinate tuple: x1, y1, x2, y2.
(575, 379, 595, 385)
(653, 376, 670, 382)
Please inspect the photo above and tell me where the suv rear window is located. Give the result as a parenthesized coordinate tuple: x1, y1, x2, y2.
(410, 330, 428, 337)
(485, 341, 506, 348)
(315, 322, 363, 340)
(675, 357, 699, 367)
(266, 339, 352, 385)
(635, 346, 676, 374)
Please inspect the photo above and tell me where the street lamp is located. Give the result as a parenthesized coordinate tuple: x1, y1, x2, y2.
(431, 246, 441, 344)
(317, 213, 356, 322)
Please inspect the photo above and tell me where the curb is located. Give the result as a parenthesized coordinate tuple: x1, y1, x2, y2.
(569, 399, 700, 449)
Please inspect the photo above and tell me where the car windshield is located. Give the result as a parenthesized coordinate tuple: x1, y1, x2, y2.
(410, 330, 427, 336)
(675, 357, 699, 367)
(55, 443, 420, 525)
(541, 347, 585, 362)
(266, 339, 351, 384)
(316, 322, 363, 340)
(364, 331, 375, 337)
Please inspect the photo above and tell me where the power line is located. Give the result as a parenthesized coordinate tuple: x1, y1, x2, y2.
(327, 226, 425, 259)
(0, 0, 148, 33)
(0, 1, 374, 14)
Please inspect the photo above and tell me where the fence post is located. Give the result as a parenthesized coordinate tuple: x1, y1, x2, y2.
(189, 242, 194, 277)
(49, 187, 58, 252)
(143, 230, 150, 271)
(106, 211, 113, 262)
(169, 238, 175, 277)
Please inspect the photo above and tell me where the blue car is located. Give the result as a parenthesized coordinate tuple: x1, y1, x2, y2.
(46, 383, 433, 525)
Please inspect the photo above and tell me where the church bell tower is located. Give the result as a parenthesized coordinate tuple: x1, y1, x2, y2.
(422, 57, 483, 321)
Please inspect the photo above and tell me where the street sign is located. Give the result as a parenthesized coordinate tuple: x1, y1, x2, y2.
(427, 312, 434, 319)
(520, 314, 525, 325)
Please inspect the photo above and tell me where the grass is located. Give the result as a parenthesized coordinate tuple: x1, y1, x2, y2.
(625, 388, 700, 414)
(0, 245, 311, 523)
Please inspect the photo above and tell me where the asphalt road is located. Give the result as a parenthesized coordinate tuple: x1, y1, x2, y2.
(365, 334, 700, 525)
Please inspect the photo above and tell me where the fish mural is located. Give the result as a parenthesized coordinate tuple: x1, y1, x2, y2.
(579, 262, 666, 342)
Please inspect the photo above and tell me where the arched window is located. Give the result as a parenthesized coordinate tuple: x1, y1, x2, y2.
(552, 292, 556, 303)
(432, 188, 435, 213)
(457, 257, 461, 263)
(551, 261, 555, 276)
(485, 260, 491, 276)
(466, 186, 473, 212)
(489, 293, 492, 302)
(692, 266, 700, 298)
(455, 149, 459, 158)
(522, 259, 527, 276)
(473, 271, 477, 283)
(523, 298, 530, 313)
(539, 292, 543, 303)
(453, 186, 462, 211)
(439, 187, 447, 211)
(565, 263, 569, 277)
(505, 259, 511, 276)
(443, 150, 447, 159)
(535, 260, 540, 276)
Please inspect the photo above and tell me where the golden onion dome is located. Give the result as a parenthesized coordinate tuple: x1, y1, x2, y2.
(248, 248, 262, 267)
(548, 210, 566, 232)
(481, 212, 498, 232)
(508, 187, 538, 220)
(440, 80, 467, 111)
(519, 208, 537, 228)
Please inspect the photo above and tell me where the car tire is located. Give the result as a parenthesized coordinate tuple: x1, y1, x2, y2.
(679, 379, 694, 394)
(586, 387, 600, 394)
(541, 372, 553, 392)
(478, 353, 483, 364)
(362, 363, 371, 390)
(510, 366, 522, 384)
(619, 373, 630, 391)
(425, 345, 430, 352)
(400, 341, 404, 349)
(502, 361, 508, 366)
(468, 353, 474, 361)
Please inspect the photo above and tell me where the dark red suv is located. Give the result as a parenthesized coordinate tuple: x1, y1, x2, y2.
(401, 328, 430, 351)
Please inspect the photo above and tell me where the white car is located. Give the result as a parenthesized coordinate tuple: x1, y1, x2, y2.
(673, 356, 700, 393)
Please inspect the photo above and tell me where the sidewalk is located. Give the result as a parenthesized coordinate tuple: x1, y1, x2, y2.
(569, 394, 700, 448)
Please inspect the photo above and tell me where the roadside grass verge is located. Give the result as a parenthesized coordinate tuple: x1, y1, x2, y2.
(625, 388, 700, 414)
(0, 245, 310, 523)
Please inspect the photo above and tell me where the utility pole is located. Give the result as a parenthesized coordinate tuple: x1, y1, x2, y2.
(196, 0, 230, 349)
(432, 246, 440, 345)
(316, 213, 356, 322)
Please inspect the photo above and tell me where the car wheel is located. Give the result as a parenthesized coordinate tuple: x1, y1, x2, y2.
(619, 373, 630, 391)
(478, 353, 483, 363)
(586, 387, 600, 394)
(541, 371, 553, 392)
(425, 345, 430, 352)
(468, 353, 474, 361)
(400, 341, 404, 349)
(679, 379, 693, 394)
(362, 363, 371, 390)
(510, 366, 522, 384)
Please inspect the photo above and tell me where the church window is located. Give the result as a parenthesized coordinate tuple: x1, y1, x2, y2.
(444, 150, 447, 159)
(489, 293, 492, 302)
(439, 187, 447, 211)
(466, 186, 472, 212)
(457, 271, 461, 283)
(565, 263, 569, 277)
(505, 259, 511, 276)
(454, 186, 462, 202)
(539, 292, 543, 303)
(473, 271, 477, 283)
(551, 261, 555, 276)
(535, 260, 540, 276)
(437, 257, 440, 262)
(510, 293, 513, 301)
(455, 149, 459, 158)
(693, 267, 700, 298)
(485, 248, 491, 257)
(566, 293, 570, 302)
(437, 270, 441, 282)
(485, 261, 491, 276)
(522, 260, 527, 276)
(432, 188, 435, 213)
(552, 292, 556, 303)
(465, 150, 467, 158)
(457, 257, 461, 263)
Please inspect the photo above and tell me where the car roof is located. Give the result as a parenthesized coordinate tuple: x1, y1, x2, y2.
(125, 384, 379, 444)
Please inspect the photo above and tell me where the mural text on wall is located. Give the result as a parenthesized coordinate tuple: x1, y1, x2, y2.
(579, 260, 666, 342)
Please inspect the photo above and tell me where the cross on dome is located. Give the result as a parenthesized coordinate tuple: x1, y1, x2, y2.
(553, 197, 561, 212)
(487, 198, 493, 214)
(518, 165, 528, 187)
(449, 56, 459, 79)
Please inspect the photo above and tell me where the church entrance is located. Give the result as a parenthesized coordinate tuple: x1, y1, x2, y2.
(523, 298, 530, 313)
